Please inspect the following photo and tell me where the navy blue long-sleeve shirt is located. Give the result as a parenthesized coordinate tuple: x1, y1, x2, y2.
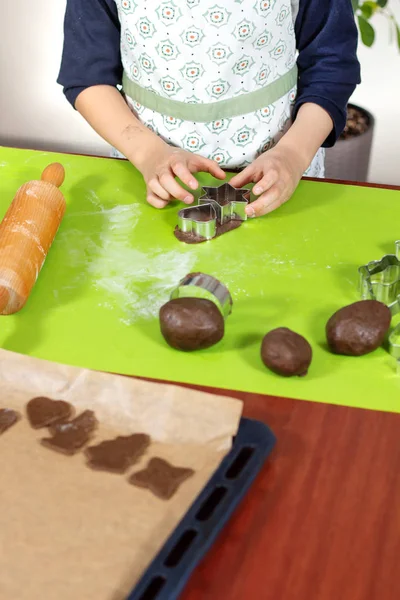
(58, 0, 360, 147)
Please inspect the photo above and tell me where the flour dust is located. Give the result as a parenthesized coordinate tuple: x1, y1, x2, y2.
(54, 195, 196, 324)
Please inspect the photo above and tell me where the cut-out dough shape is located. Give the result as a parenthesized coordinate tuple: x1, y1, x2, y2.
(85, 433, 151, 474)
(129, 457, 194, 500)
(41, 410, 97, 455)
(27, 396, 73, 429)
(0, 408, 21, 435)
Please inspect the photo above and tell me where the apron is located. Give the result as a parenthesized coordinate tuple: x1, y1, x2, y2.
(113, 0, 324, 177)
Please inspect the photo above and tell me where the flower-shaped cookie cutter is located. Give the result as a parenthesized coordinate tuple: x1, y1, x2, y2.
(170, 272, 232, 318)
(177, 183, 251, 241)
(358, 241, 400, 371)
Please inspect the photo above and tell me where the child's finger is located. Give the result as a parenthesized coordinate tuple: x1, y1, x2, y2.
(147, 192, 169, 209)
(159, 172, 194, 203)
(230, 165, 254, 188)
(192, 157, 226, 180)
(245, 185, 282, 217)
(171, 163, 199, 190)
(148, 178, 171, 201)
(252, 169, 279, 196)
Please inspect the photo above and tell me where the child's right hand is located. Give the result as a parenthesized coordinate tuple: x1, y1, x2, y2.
(137, 140, 226, 209)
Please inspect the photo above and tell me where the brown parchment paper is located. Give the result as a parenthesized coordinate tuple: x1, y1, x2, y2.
(0, 349, 242, 600)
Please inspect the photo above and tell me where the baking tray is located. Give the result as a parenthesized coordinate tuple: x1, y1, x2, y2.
(128, 417, 276, 600)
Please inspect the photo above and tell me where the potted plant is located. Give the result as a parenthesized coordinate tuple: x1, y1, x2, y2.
(324, 0, 400, 182)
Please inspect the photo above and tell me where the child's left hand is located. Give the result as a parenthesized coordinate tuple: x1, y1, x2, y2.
(229, 143, 307, 218)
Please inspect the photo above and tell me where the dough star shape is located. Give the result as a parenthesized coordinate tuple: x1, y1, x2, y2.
(85, 433, 151, 474)
(129, 457, 195, 500)
(0, 408, 21, 435)
(26, 396, 73, 429)
(41, 410, 98, 455)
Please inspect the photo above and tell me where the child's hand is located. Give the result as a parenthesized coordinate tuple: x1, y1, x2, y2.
(138, 140, 225, 209)
(229, 143, 306, 218)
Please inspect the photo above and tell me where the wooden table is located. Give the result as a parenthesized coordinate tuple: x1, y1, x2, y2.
(179, 177, 400, 600)
(179, 385, 400, 600)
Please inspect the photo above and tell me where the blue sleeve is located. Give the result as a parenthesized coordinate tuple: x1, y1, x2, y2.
(57, 0, 122, 108)
(294, 0, 361, 147)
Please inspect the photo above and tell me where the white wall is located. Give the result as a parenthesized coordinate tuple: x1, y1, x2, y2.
(0, 0, 109, 156)
(0, 1, 399, 184)
(351, 6, 400, 185)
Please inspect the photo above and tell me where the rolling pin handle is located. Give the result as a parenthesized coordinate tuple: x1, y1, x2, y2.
(41, 163, 65, 189)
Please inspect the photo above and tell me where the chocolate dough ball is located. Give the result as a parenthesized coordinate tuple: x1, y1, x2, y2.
(159, 297, 224, 351)
(261, 327, 312, 377)
(326, 299, 391, 356)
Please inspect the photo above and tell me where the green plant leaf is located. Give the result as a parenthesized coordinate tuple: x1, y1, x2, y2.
(351, 0, 359, 12)
(360, 3, 373, 18)
(360, 1, 379, 18)
(358, 15, 375, 46)
(377, 0, 388, 7)
(397, 24, 400, 52)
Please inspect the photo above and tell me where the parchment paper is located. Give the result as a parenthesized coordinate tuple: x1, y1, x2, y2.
(0, 349, 242, 600)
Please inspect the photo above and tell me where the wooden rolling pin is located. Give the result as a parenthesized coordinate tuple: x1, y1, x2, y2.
(0, 163, 66, 314)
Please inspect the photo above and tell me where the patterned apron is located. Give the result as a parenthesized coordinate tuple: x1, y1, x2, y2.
(113, 0, 325, 176)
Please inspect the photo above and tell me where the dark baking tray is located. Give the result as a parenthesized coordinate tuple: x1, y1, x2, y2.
(128, 417, 276, 600)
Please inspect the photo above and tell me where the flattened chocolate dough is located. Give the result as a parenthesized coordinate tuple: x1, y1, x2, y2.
(85, 433, 150, 474)
(129, 457, 194, 500)
(326, 300, 391, 356)
(27, 396, 73, 429)
(174, 219, 242, 244)
(160, 297, 224, 351)
(0, 408, 21, 435)
(41, 410, 97, 455)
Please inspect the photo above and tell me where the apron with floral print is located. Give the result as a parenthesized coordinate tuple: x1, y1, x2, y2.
(113, 0, 324, 176)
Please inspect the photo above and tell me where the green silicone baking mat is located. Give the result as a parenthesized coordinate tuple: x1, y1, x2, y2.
(1, 147, 399, 412)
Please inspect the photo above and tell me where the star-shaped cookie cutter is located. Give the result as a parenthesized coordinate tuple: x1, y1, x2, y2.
(358, 241, 400, 371)
(177, 183, 251, 241)
(199, 182, 251, 224)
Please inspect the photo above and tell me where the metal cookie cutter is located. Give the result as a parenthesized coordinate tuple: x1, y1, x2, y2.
(199, 183, 251, 224)
(358, 241, 400, 314)
(177, 183, 251, 241)
(177, 204, 217, 240)
(358, 241, 400, 370)
(170, 272, 232, 318)
(389, 327, 400, 369)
